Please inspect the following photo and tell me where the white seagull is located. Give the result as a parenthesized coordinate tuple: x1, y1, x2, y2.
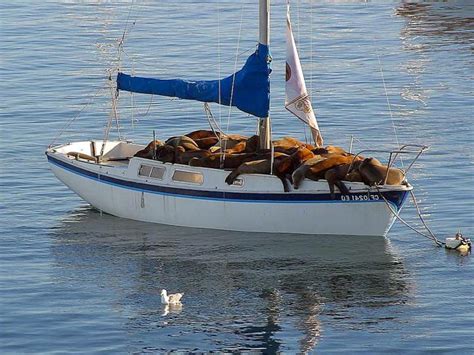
(160, 289, 183, 305)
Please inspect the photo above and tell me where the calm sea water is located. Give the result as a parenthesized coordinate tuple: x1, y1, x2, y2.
(1, 1, 473, 353)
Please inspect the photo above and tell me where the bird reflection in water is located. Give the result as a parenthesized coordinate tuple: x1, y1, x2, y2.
(49, 207, 411, 353)
(161, 303, 183, 317)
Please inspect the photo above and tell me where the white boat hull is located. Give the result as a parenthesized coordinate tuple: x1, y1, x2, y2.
(46, 141, 410, 237)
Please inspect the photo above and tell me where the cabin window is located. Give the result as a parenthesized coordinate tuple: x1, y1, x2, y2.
(172, 170, 203, 184)
(138, 165, 152, 177)
(150, 166, 165, 180)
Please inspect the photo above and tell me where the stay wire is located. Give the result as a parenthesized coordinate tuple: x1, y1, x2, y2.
(48, 84, 107, 148)
(222, 0, 245, 167)
(375, 46, 404, 168)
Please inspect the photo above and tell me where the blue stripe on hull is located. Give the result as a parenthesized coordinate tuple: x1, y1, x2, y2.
(47, 154, 408, 209)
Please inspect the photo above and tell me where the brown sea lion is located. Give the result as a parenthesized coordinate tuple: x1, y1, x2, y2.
(210, 134, 249, 152)
(175, 149, 212, 165)
(224, 152, 291, 191)
(324, 161, 364, 199)
(194, 136, 220, 150)
(325, 145, 348, 155)
(292, 154, 363, 189)
(134, 140, 164, 158)
(306, 155, 363, 182)
(273, 147, 315, 185)
(185, 129, 220, 141)
(189, 152, 260, 169)
(165, 136, 200, 151)
(355, 157, 406, 186)
(272, 137, 305, 151)
(183, 130, 221, 149)
(302, 143, 316, 151)
(244, 135, 259, 153)
(134, 143, 175, 163)
(156, 144, 177, 163)
(224, 140, 247, 154)
(312, 147, 330, 155)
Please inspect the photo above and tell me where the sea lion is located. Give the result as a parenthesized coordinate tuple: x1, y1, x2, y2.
(194, 136, 220, 150)
(209, 134, 249, 152)
(272, 136, 305, 151)
(355, 157, 406, 186)
(224, 140, 247, 154)
(189, 152, 259, 169)
(224, 152, 291, 191)
(292, 154, 363, 189)
(134, 140, 164, 159)
(273, 146, 315, 185)
(184, 130, 221, 149)
(308, 155, 363, 182)
(325, 145, 349, 155)
(323, 161, 364, 199)
(165, 136, 200, 151)
(244, 135, 260, 153)
(185, 129, 220, 141)
(175, 149, 212, 165)
(155, 144, 178, 163)
(135, 144, 176, 162)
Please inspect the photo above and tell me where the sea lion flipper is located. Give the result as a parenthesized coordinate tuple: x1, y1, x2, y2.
(225, 170, 239, 185)
(335, 180, 349, 195)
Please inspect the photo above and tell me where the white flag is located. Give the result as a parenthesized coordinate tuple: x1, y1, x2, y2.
(285, 3, 323, 147)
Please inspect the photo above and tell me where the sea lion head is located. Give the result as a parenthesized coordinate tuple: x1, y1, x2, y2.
(156, 145, 175, 162)
(361, 157, 382, 167)
(292, 165, 309, 189)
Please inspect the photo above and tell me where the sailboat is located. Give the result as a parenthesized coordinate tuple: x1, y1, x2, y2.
(46, 1, 427, 237)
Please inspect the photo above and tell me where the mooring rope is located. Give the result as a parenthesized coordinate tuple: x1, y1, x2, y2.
(375, 186, 444, 246)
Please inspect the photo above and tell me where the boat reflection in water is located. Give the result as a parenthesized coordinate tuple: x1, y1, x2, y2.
(397, 1, 473, 45)
(50, 207, 412, 352)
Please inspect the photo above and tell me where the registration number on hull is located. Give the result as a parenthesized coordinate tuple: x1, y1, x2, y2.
(340, 194, 380, 201)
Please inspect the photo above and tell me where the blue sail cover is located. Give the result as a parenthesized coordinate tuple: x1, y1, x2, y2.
(117, 43, 271, 118)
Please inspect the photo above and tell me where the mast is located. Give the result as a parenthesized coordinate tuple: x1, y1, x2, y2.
(258, 0, 272, 150)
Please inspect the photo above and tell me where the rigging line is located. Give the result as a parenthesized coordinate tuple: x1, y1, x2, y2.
(49, 84, 107, 148)
(296, 0, 301, 45)
(222, 0, 245, 165)
(99, 85, 117, 159)
(375, 47, 404, 168)
(217, 0, 223, 148)
(227, 0, 245, 123)
(118, 0, 135, 59)
(350, 136, 376, 152)
(130, 92, 135, 130)
(309, 0, 313, 100)
(109, 76, 121, 140)
(141, 94, 154, 117)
